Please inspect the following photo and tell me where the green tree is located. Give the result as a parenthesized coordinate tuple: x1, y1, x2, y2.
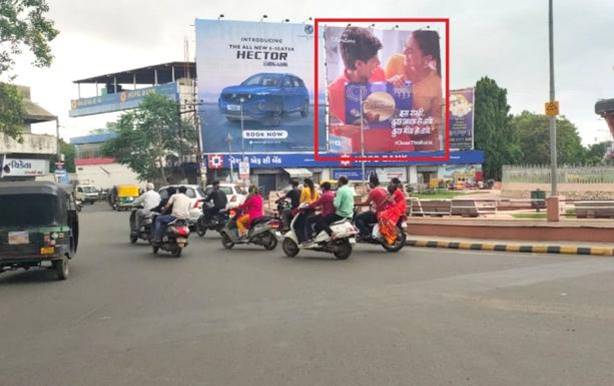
(474, 77, 521, 180)
(510, 111, 588, 165)
(102, 94, 197, 183)
(0, 0, 59, 74)
(0, 82, 25, 140)
(583, 141, 612, 166)
(0, 0, 59, 139)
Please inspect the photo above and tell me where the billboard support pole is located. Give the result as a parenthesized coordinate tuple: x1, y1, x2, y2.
(226, 132, 234, 182)
(360, 88, 366, 182)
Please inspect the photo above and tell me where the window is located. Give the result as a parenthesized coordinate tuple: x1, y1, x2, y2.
(185, 188, 196, 198)
(283, 77, 293, 88)
(293, 78, 302, 88)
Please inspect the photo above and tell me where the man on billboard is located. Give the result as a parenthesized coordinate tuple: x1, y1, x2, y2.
(327, 27, 387, 123)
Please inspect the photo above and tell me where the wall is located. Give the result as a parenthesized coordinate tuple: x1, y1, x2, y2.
(0, 132, 57, 155)
(74, 162, 140, 189)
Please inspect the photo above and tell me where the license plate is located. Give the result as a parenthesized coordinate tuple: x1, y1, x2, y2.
(176, 238, 188, 243)
(8, 231, 29, 245)
(40, 246, 55, 255)
(401, 222, 408, 229)
(227, 104, 241, 111)
(349, 237, 356, 244)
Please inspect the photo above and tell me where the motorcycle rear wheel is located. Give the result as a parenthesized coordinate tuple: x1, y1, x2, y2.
(381, 228, 407, 253)
(334, 239, 352, 260)
(221, 234, 235, 249)
(262, 231, 278, 250)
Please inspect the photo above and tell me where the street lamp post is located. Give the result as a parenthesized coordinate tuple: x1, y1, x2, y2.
(548, 0, 558, 197)
(359, 88, 366, 182)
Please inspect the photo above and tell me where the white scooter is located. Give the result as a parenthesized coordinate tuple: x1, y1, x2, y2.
(281, 207, 357, 260)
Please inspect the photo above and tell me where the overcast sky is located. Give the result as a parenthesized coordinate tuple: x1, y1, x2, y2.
(7, 0, 614, 145)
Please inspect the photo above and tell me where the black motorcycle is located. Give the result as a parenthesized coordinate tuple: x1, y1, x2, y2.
(353, 210, 407, 252)
(195, 203, 228, 237)
(151, 215, 191, 257)
(129, 206, 154, 244)
(276, 199, 293, 233)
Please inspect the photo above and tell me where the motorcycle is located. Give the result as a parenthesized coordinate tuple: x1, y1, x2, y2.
(281, 207, 357, 260)
(129, 206, 154, 244)
(353, 209, 407, 252)
(276, 198, 293, 233)
(219, 209, 281, 250)
(151, 215, 190, 257)
(195, 202, 229, 237)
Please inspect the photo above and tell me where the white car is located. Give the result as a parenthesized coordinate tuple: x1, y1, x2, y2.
(158, 184, 206, 223)
(204, 183, 247, 209)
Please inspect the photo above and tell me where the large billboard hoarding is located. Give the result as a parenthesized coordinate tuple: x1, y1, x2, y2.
(449, 88, 474, 151)
(195, 19, 326, 154)
(320, 20, 448, 162)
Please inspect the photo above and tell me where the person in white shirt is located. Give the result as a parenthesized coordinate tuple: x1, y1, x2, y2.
(132, 183, 161, 231)
(153, 186, 192, 243)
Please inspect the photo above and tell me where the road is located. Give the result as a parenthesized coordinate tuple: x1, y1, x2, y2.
(2, 203, 614, 385)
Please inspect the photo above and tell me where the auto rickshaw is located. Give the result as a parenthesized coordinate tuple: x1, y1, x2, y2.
(109, 184, 140, 211)
(0, 181, 79, 280)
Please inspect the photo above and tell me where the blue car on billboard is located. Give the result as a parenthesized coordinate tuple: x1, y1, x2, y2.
(218, 73, 309, 126)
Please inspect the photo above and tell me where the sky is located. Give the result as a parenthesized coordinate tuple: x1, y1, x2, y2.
(6, 0, 614, 145)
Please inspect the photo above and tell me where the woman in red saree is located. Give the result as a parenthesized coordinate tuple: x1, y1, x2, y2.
(378, 181, 407, 245)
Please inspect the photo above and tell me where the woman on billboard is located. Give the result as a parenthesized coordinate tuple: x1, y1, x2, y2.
(385, 30, 443, 151)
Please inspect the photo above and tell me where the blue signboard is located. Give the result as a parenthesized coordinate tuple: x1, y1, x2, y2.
(332, 169, 364, 181)
(213, 150, 484, 169)
(55, 169, 69, 184)
(69, 82, 179, 117)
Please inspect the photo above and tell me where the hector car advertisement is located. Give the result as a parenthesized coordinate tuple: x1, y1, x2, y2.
(195, 19, 326, 154)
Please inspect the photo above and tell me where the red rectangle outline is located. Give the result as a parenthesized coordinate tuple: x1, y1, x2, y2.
(313, 17, 450, 163)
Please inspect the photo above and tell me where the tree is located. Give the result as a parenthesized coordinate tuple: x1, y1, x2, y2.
(0, 0, 59, 75)
(0, 82, 25, 140)
(102, 94, 198, 183)
(584, 141, 612, 166)
(474, 77, 522, 180)
(510, 111, 588, 165)
(0, 0, 59, 139)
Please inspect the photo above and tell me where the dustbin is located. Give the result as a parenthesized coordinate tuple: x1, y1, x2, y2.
(530, 190, 546, 210)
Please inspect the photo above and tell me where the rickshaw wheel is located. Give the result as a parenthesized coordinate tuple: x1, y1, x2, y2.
(53, 259, 69, 280)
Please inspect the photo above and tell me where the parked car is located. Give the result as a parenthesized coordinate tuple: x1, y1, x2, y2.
(204, 183, 247, 209)
(218, 73, 310, 125)
(158, 184, 206, 224)
(75, 184, 99, 204)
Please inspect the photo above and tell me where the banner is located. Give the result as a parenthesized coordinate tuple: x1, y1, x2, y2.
(1, 157, 49, 177)
(449, 88, 474, 150)
(324, 26, 444, 155)
(195, 19, 326, 154)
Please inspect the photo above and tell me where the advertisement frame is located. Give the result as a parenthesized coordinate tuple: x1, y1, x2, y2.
(313, 17, 450, 163)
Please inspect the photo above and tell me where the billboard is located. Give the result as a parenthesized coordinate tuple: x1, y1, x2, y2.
(195, 19, 326, 154)
(450, 88, 474, 150)
(69, 82, 179, 117)
(323, 25, 445, 156)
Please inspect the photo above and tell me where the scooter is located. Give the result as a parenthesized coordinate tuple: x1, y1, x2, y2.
(353, 209, 407, 252)
(195, 202, 229, 237)
(276, 198, 293, 232)
(281, 208, 357, 260)
(129, 206, 154, 244)
(151, 215, 190, 257)
(219, 209, 281, 250)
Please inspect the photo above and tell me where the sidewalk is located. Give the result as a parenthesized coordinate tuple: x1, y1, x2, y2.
(406, 235, 614, 256)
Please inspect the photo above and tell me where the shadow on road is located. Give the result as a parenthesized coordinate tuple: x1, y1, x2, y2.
(0, 268, 63, 285)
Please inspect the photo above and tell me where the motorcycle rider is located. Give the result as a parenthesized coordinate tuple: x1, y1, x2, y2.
(322, 176, 354, 238)
(236, 185, 264, 238)
(354, 173, 388, 241)
(302, 181, 335, 244)
(153, 186, 192, 244)
(131, 182, 161, 232)
(275, 179, 300, 228)
(202, 180, 228, 219)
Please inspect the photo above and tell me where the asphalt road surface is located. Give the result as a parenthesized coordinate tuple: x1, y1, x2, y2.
(2, 203, 614, 385)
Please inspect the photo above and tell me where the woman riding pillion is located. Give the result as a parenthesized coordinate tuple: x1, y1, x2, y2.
(354, 173, 388, 241)
(294, 178, 319, 243)
(377, 178, 407, 245)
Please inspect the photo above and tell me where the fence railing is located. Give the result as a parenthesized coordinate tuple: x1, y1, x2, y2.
(502, 165, 614, 184)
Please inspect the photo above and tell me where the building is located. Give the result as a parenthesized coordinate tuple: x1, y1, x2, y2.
(1, 85, 57, 181)
(69, 62, 200, 184)
(70, 132, 139, 189)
